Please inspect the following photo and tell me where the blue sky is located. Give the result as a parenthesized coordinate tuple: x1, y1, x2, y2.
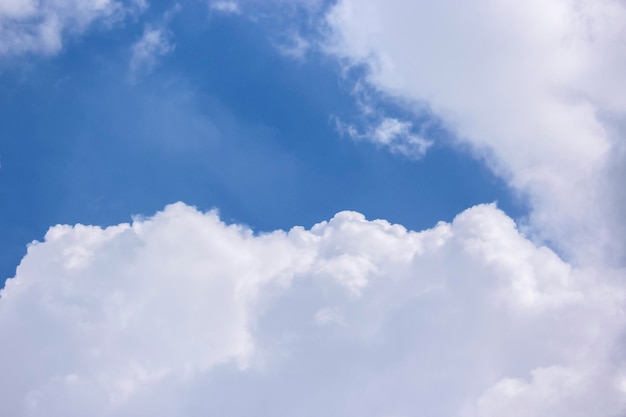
(1, 1, 625, 416)
(0, 1, 521, 285)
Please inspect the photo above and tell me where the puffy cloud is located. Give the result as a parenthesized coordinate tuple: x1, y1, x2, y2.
(1, 202, 623, 416)
(4, 3, 626, 414)
(0, 0, 146, 56)
(322, 0, 626, 264)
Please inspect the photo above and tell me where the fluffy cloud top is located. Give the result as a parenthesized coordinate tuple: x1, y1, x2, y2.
(0, 0, 145, 56)
(2, 1, 626, 416)
(1, 203, 623, 416)
(323, 0, 626, 264)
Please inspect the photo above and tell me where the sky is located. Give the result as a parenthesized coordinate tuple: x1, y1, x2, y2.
(0, 1, 625, 416)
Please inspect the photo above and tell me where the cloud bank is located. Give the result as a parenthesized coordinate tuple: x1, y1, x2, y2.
(1, 203, 624, 416)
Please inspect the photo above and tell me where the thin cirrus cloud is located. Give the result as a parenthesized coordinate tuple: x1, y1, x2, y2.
(129, 26, 175, 76)
(208, 1, 241, 15)
(0, 0, 146, 56)
(1, 203, 623, 416)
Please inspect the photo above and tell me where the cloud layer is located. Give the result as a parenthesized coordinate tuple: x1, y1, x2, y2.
(1, 203, 623, 416)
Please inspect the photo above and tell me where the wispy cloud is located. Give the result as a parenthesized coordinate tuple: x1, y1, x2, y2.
(209, 0, 241, 15)
(274, 32, 310, 60)
(335, 116, 432, 159)
(0, 0, 145, 56)
(129, 26, 175, 77)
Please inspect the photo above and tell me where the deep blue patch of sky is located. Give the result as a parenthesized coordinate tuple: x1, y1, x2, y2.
(0, 2, 525, 285)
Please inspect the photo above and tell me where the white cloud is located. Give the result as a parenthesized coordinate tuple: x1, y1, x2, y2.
(3, 2, 626, 415)
(209, 1, 240, 15)
(323, 0, 626, 264)
(129, 26, 174, 76)
(0, 0, 37, 18)
(0, 0, 145, 56)
(1, 202, 624, 416)
(274, 32, 310, 60)
(335, 116, 432, 159)
(313, 306, 345, 326)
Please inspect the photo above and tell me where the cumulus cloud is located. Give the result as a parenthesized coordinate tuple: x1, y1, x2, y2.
(129, 26, 175, 76)
(323, 0, 626, 264)
(1, 203, 624, 416)
(0, 0, 145, 56)
(4, 2, 626, 416)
